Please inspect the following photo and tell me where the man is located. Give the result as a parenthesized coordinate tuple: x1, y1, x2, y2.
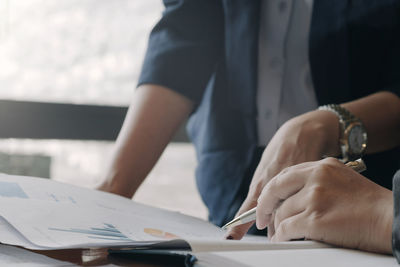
(99, 0, 400, 235)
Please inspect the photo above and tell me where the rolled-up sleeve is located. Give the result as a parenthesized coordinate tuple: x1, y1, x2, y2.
(138, 0, 224, 104)
(392, 170, 400, 262)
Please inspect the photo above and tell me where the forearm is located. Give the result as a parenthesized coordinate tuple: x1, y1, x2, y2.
(99, 84, 194, 198)
(342, 91, 400, 154)
(314, 91, 400, 157)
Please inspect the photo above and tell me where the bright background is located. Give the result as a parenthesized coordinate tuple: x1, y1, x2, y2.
(0, 0, 208, 219)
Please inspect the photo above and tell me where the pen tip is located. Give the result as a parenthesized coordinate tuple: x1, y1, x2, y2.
(221, 219, 240, 230)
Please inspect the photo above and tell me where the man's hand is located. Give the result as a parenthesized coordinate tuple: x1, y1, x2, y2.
(256, 158, 393, 254)
(226, 110, 340, 239)
(225, 91, 400, 240)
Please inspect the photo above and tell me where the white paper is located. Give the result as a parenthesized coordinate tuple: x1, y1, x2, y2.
(0, 244, 73, 266)
(0, 217, 39, 248)
(0, 173, 328, 252)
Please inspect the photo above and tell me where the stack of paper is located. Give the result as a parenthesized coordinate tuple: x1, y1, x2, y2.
(0, 173, 328, 252)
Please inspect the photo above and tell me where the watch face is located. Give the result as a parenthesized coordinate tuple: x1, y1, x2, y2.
(348, 124, 367, 155)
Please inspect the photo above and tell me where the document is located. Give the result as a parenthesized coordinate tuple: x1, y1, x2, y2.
(0, 244, 72, 266)
(0, 173, 328, 252)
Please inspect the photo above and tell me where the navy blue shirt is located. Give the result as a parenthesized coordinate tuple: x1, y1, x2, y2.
(138, 0, 400, 226)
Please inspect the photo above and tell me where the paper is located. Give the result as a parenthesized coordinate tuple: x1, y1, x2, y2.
(0, 217, 38, 248)
(0, 173, 328, 252)
(0, 244, 73, 266)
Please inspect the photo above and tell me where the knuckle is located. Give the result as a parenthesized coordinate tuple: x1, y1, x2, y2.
(320, 157, 340, 169)
(312, 160, 337, 179)
(307, 185, 326, 208)
(278, 165, 294, 176)
(315, 162, 330, 174)
(272, 166, 294, 186)
(265, 177, 278, 191)
(261, 178, 281, 201)
(307, 210, 324, 230)
(310, 184, 326, 198)
(323, 157, 339, 165)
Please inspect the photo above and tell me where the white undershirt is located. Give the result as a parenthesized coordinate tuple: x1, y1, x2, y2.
(257, 0, 318, 146)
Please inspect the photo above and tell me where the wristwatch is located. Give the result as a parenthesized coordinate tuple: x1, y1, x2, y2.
(318, 104, 368, 162)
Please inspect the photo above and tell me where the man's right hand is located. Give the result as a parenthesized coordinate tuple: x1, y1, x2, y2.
(226, 91, 400, 240)
(225, 109, 340, 239)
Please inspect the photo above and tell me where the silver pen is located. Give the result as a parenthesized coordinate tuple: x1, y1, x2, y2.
(222, 158, 366, 230)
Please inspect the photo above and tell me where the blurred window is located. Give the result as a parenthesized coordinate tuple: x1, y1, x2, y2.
(0, 0, 162, 105)
(0, 1, 207, 219)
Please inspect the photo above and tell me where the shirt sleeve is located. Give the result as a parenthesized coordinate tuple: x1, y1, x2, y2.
(392, 169, 400, 262)
(137, 0, 224, 104)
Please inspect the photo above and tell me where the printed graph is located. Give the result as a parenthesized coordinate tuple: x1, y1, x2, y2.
(48, 223, 132, 241)
(143, 228, 179, 239)
(46, 192, 77, 204)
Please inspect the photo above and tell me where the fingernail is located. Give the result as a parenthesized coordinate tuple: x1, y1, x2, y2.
(225, 235, 234, 240)
(256, 218, 267, 230)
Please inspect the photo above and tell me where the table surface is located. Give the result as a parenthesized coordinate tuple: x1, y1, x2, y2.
(4, 245, 398, 267)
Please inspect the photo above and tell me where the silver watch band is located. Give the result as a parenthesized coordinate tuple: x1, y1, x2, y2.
(318, 104, 358, 129)
(318, 104, 367, 162)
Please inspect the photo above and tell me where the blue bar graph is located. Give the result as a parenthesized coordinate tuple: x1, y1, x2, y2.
(48, 223, 133, 241)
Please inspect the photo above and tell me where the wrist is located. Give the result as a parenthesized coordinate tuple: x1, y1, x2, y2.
(361, 188, 393, 254)
(375, 192, 393, 254)
(288, 110, 341, 157)
(98, 170, 137, 198)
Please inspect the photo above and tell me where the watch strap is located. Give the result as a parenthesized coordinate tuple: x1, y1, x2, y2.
(318, 104, 367, 162)
(318, 104, 358, 129)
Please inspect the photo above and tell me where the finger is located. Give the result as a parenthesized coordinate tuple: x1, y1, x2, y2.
(273, 189, 307, 233)
(267, 210, 276, 239)
(256, 163, 314, 229)
(225, 197, 260, 240)
(225, 160, 275, 240)
(270, 212, 309, 242)
(265, 200, 282, 238)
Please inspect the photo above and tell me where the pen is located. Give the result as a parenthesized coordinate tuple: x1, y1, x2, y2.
(222, 158, 367, 230)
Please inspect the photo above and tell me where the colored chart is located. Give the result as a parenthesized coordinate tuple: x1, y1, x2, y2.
(48, 223, 132, 241)
(143, 228, 179, 239)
